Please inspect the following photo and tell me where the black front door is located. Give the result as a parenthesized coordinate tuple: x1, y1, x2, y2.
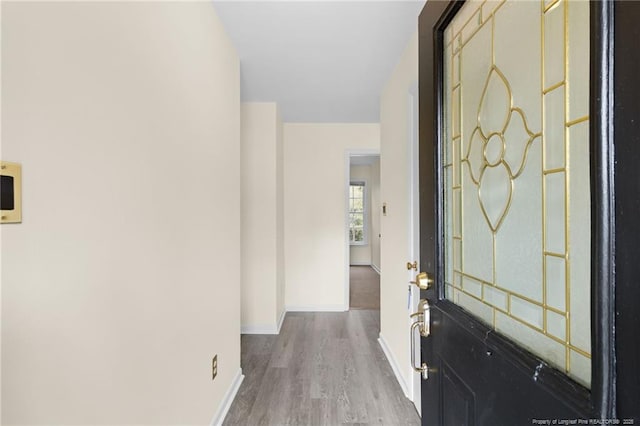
(417, 1, 640, 424)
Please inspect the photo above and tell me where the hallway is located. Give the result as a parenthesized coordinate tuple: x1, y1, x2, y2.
(349, 266, 380, 310)
(224, 311, 420, 425)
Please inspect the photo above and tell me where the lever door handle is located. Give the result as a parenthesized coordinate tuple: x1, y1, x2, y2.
(410, 298, 430, 337)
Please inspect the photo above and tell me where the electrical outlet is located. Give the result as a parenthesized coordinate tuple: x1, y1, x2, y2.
(212, 355, 218, 380)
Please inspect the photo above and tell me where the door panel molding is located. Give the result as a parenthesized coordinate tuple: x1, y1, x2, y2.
(440, 358, 475, 426)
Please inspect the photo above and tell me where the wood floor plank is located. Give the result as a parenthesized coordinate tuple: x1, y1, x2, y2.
(223, 310, 420, 426)
(349, 266, 380, 310)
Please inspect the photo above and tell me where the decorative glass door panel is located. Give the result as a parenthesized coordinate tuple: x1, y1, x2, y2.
(443, 0, 591, 387)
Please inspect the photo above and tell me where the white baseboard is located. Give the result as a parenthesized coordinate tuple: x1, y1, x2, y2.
(350, 262, 381, 275)
(285, 304, 347, 312)
(210, 368, 244, 426)
(240, 310, 287, 334)
(378, 334, 410, 399)
(241, 324, 278, 334)
(276, 309, 286, 333)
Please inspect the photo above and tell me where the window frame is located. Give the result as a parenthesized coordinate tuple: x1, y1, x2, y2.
(349, 180, 368, 246)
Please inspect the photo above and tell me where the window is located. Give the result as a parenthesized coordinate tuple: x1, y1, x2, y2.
(349, 181, 367, 244)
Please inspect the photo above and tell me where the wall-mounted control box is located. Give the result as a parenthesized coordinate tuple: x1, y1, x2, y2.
(1, 161, 22, 224)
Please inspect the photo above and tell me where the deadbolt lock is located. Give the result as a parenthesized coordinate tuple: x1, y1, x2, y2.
(410, 272, 433, 290)
(406, 261, 418, 271)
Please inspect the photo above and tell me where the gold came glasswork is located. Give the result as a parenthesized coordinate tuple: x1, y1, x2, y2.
(463, 65, 541, 232)
(443, 0, 592, 387)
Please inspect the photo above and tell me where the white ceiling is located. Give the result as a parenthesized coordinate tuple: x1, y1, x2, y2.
(212, 1, 425, 123)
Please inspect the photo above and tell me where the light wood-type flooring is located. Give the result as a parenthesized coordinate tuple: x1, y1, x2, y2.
(349, 266, 380, 310)
(223, 310, 420, 425)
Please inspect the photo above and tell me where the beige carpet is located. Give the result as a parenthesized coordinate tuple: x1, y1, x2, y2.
(349, 266, 380, 310)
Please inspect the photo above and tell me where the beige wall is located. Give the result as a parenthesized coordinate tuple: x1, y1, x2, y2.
(370, 158, 381, 271)
(284, 124, 380, 310)
(379, 30, 418, 396)
(1, 2, 241, 424)
(349, 165, 373, 266)
(240, 102, 284, 333)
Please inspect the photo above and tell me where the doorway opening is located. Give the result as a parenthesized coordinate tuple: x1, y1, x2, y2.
(346, 153, 381, 311)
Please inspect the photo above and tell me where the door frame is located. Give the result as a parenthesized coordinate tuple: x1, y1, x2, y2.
(418, 0, 637, 419)
(602, 1, 640, 418)
(407, 80, 422, 414)
(344, 148, 380, 311)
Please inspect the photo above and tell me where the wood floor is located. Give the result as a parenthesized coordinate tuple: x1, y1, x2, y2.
(349, 266, 380, 310)
(224, 310, 420, 425)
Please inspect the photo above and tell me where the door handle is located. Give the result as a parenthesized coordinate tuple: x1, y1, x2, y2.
(409, 272, 433, 290)
(410, 320, 428, 379)
(410, 298, 430, 337)
(410, 298, 431, 379)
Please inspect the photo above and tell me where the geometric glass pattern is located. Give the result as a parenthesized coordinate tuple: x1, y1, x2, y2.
(443, 0, 591, 387)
